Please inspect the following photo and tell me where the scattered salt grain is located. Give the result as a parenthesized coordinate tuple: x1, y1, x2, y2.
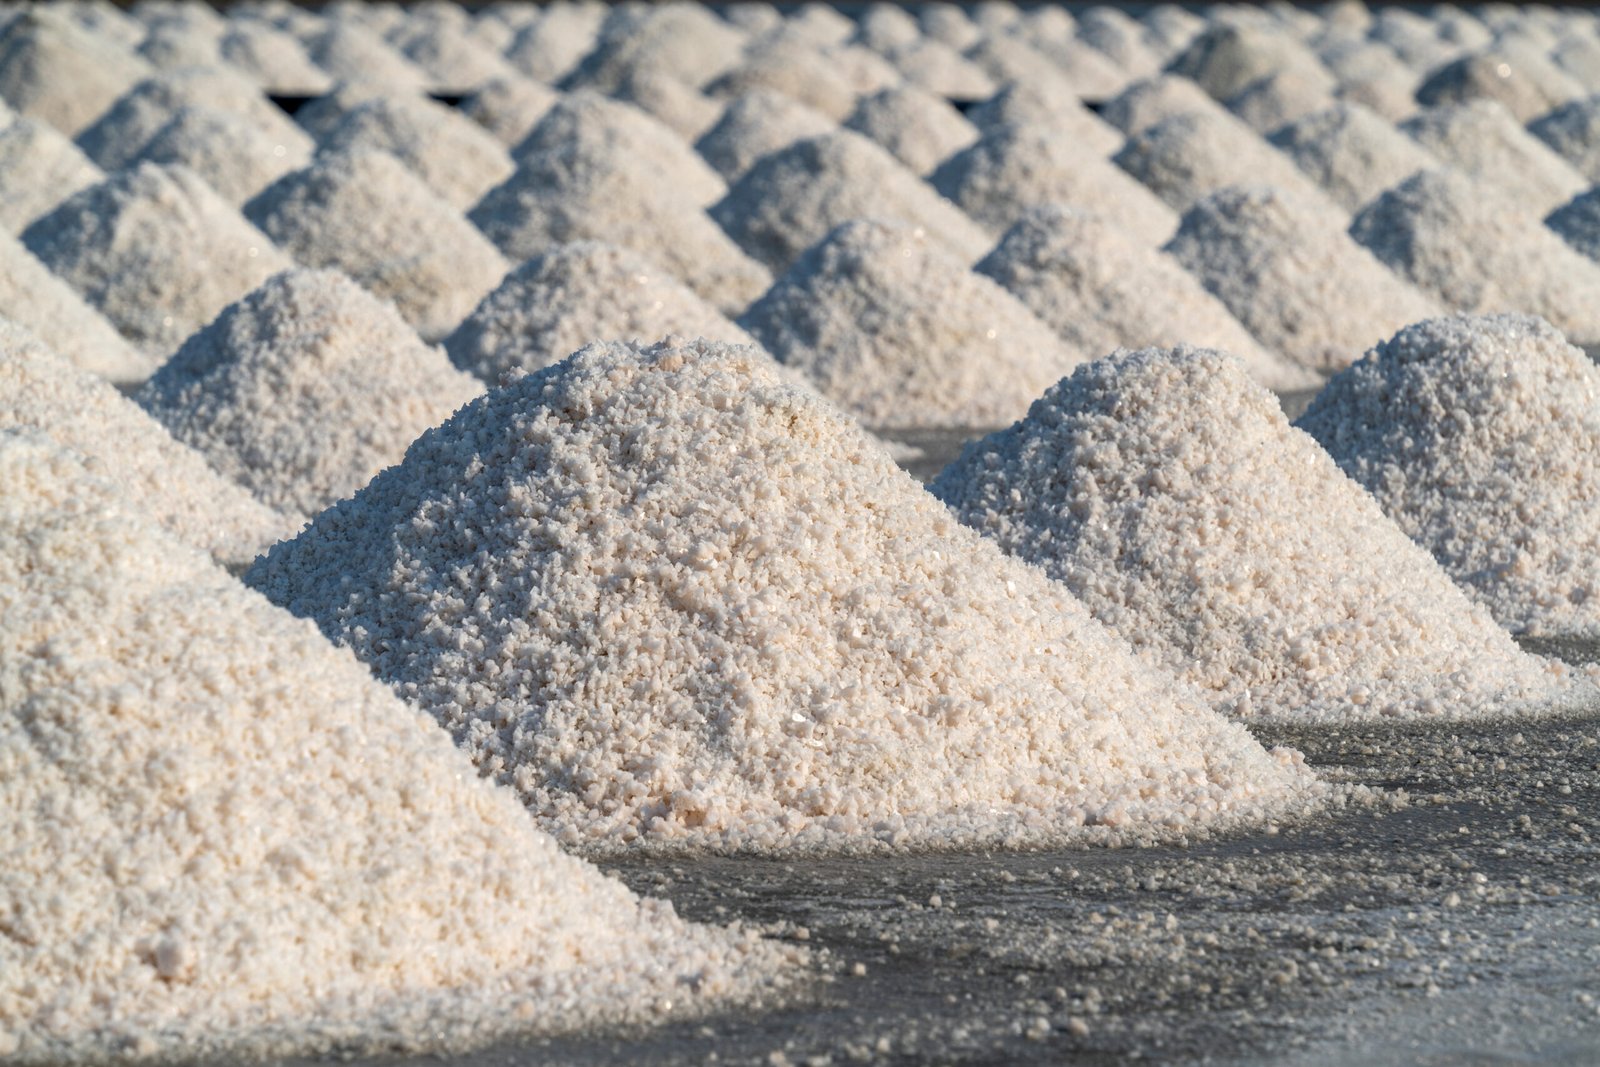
(1268, 102, 1439, 213)
(0, 117, 103, 233)
(739, 218, 1082, 428)
(1400, 100, 1588, 217)
(316, 95, 515, 211)
(0, 7, 152, 136)
(1414, 47, 1586, 123)
(844, 85, 979, 177)
(693, 89, 837, 183)
(932, 345, 1589, 721)
(246, 336, 1323, 853)
(132, 105, 315, 206)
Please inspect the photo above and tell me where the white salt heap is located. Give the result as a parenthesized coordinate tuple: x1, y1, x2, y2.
(919, 2, 981, 51)
(963, 35, 1071, 99)
(460, 75, 561, 148)
(446, 242, 753, 383)
(931, 345, 1589, 721)
(386, 8, 520, 92)
(1351, 169, 1600, 343)
(0, 7, 153, 135)
(854, 3, 921, 53)
(1267, 102, 1439, 213)
(693, 89, 837, 183)
(1076, 7, 1163, 80)
(0, 117, 103, 232)
(1529, 97, 1600, 183)
(1167, 185, 1442, 374)
(1166, 22, 1330, 102)
(704, 37, 863, 123)
(876, 37, 995, 100)
(1223, 66, 1338, 134)
(1414, 48, 1585, 123)
(503, 1, 606, 83)
(1316, 36, 1421, 122)
(1023, 24, 1132, 100)
(710, 130, 994, 274)
(301, 21, 433, 94)
(0, 232, 155, 387)
(0, 323, 288, 567)
(965, 83, 1125, 156)
(135, 269, 482, 520)
(561, 3, 747, 94)
(1099, 73, 1228, 136)
(0, 431, 791, 1062)
(245, 148, 510, 342)
(1298, 314, 1600, 638)
(738, 219, 1082, 428)
(245, 337, 1322, 854)
(975, 204, 1315, 391)
(218, 18, 332, 94)
(843, 85, 979, 177)
(931, 123, 1180, 246)
(133, 105, 315, 205)
(1400, 100, 1588, 217)
(22, 163, 292, 358)
(316, 95, 516, 211)
(605, 66, 724, 142)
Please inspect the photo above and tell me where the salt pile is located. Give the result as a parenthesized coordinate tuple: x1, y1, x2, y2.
(0, 323, 288, 566)
(246, 337, 1321, 853)
(446, 242, 753, 383)
(964, 35, 1076, 99)
(1024, 28, 1132, 100)
(563, 3, 748, 94)
(975, 204, 1315, 391)
(386, 8, 520, 92)
(738, 219, 1082, 428)
(135, 269, 482, 519)
(1530, 97, 1600, 183)
(931, 124, 1180, 246)
(301, 21, 433, 94)
(1268, 102, 1439, 213)
(0, 431, 790, 1062)
(503, 1, 606, 84)
(854, 3, 921, 52)
(876, 38, 995, 101)
(1099, 74, 1225, 136)
(0, 7, 152, 136)
(843, 85, 979, 177)
(1414, 48, 1585, 123)
(1296, 314, 1600, 637)
(1224, 66, 1338, 134)
(704, 37, 862, 122)
(1141, 4, 1205, 62)
(965, 83, 1125, 156)
(245, 149, 509, 342)
(459, 74, 561, 148)
(22, 163, 292, 358)
(918, 3, 981, 51)
(0, 232, 155, 387)
(1400, 100, 1588, 216)
(1167, 184, 1441, 373)
(808, 42, 903, 99)
(316, 96, 515, 211)
(605, 67, 724, 142)
(1166, 22, 1332, 102)
(692, 89, 837, 183)
(710, 131, 994, 274)
(930, 345, 1585, 721)
(1076, 7, 1163, 80)
(1351, 169, 1600, 343)
(218, 18, 332, 95)
(287, 80, 395, 142)
(132, 105, 315, 206)
(1315, 36, 1421, 122)
(0, 117, 103, 233)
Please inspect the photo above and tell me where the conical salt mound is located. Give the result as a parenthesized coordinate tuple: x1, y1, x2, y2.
(217, 19, 332, 95)
(302, 22, 433, 94)
(446, 242, 754, 382)
(21, 163, 293, 358)
(975, 204, 1316, 390)
(843, 85, 978, 177)
(132, 104, 315, 205)
(245, 338, 1322, 854)
(1223, 66, 1337, 134)
(460, 74, 561, 148)
(1415, 47, 1584, 124)
(1267, 102, 1439, 214)
(244, 149, 509, 342)
(136, 270, 483, 519)
(0, 322, 289, 567)
(0, 431, 792, 1063)
(1165, 21, 1330, 102)
(1099, 74, 1226, 136)
(738, 219, 1084, 429)
(1296, 314, 1600, 638)
(931, 346, 1590, 721)
(559, 2, 747, 94)
(1529, 97, 1600, 184)
(694, 90, 837, 184)
(0, 117, 103, 233)
(964, 83, 1125, 155)
(0, 7, 152, 136)
(710, 130, 993, 275)
(702, 38, 860, 123)
(1400, 100, 1588, 216)
(504, 2, 605, 83)
(1166, 185, 1442, 373)
(317, 95, 516, 211)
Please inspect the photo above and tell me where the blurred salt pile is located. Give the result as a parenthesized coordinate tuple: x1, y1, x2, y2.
(316, 94, 516, 210)
(844, 84, 979, 177)
(0, 116, 103, 232)
(0, 6, 152, 135)
(1400, 99, 1587, 215)
(693, 88, 836, 182)
(132, 104, 315, 205)
(1268, 102, 1438, 213)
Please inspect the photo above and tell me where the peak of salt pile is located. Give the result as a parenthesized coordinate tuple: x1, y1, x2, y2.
(918, 2, 981, 50)
(1415, 47, 1585, 123)
(1166, 22, 1332, 101)
(975, 204, 1315, 391)
(0, 432, 789, 1063)
(931, 345, 1587, 721)
(218, 18, 332, 95)
(302, 22, 433, 94)
(738, 219, 1082, 428)
(504, 1, 606, 83)
(1141, 4, 1205, 62)
(962, 35, 1070, 98)
(133, 105, 315, 205)
(561, 2, 748, 93)
(135, 16, 226, 70)
(288, 79, 395, 141)
(1297, 314, 1600, 637)
(1167, 185, 1441, 374)
(1267, 102, 1438, 213)
(246, 337, 1321, 853)
(965, 83, 1125, 155)
(0, 7, 152, 136)
(245, 149, 509, 342)
(460, 75, 561, 148)
(853, 3, 921, 53)
(22, 163, 292, 358)
(1316, 36, 1421, 123)
(136, 270, 483, 519)
(1076, 7, 1163, 80)
(1366, 8, 1463, 71)
(317, 95, 515, 211)
(606, 66, 724, 142)
(693, 89, 837, 183)
(1223, 66, 1338, 134)
(1530, 97, 1600, 184)
(1024, 25, 1134, 100)
(723, 2, 783, 36)
(704, 37, 862, 122)
(1400, 100, 1588, 216)
(0, 117, 103, 232)
(446, 241, 754, 382)
(386, 8, 520, 91)
(843, 85, 978, 176)
(1351, 169, 1600, 343)
(877, 37, 996, 100)
(710, 130, 992, 274)
(931, 123, 1180, 246)
(1099, 73, 1228, 136)
(0, 323, 287, 566)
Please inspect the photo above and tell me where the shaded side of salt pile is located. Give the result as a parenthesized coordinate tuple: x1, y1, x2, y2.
(693, 89, 837, 183)
(316, 96, 516, 211)
(1166, 22, 1331, 102)
(460, 75, 561, 148)
(0, 7, 153, 136)
(877, 38, 995, 100)
(0, 117, 103, 233)
(843, 85, 978, 177)
(965, 83, 1125, 156)
(135, 270, 482, 519)
(246, 337, 1321, 854)
(1297, 314, 1600, 637)
(504, 1, 606, 83)
(1351, 169, 1600, 343)
(1098, 74, 1223, 136)
(918, 2, 980, 51)
(975, 204, 1315, 390)
(245, 149, 509, 342)
(739, 219, 1082, 428)
(1141, 4, 1205, 62)
(1415, 48, 1585, 123)
(711, 131, 997, 274)
(931, 346, 1586, 721)
(1223, 66, 1337, 134)
(22, 163, 292, 358)
(1166, 185, 1441, 373)
(446, 242, 753, 382)
(219, 18, 332, 94)
(1268, 102, 1438, 213)
(931, 123, 1179, 246)
(0, 323, 288, 566)
(0, 432, 790, 1063)
(605, 66, 725, 142)
(302, 21, 433, 94)
(133, 105, 316, 206)
(1400, 100, 1587, 216)
(1530, 97, 1600, 183)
